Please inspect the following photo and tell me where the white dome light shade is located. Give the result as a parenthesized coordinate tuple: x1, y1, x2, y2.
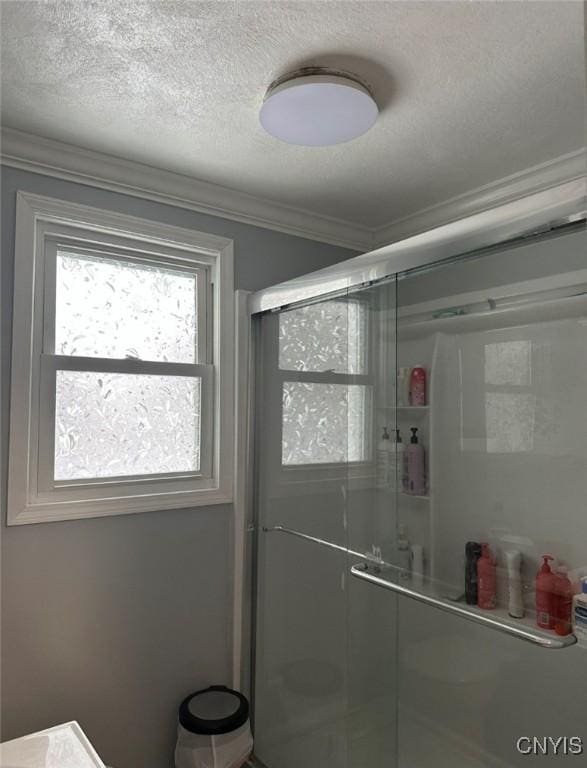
(260, 73, 378, 146)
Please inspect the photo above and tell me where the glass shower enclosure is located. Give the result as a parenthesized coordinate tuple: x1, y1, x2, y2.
(247, 199, 587, 767)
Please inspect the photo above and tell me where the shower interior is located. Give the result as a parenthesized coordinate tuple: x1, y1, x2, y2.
(248, 222, 587, 768)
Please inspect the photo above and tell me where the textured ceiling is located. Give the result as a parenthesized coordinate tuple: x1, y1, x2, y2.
(1, 1, 585, 229)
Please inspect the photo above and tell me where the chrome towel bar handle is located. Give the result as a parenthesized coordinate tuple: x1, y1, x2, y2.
(350, 562, 577, 650)
(261, 525, 577, 650)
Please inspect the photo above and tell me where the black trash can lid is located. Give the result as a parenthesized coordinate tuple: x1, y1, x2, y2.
(179, 686, 249, 736)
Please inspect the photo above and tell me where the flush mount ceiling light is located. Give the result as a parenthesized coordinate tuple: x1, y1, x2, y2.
(260, 68, 378, 146)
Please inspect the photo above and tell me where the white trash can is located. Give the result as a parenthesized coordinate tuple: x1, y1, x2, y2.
(175, 686, 253, 768)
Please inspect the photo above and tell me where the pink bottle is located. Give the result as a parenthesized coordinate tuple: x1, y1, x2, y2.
(536, 555, 555, 629)
(553, 566, 573, 636)
(477, 544, 496, 610)
(409, 366, 426, 406)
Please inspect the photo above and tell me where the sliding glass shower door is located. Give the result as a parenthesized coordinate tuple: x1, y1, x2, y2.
(253, 283, 398, 768)
(252, 222, 586, 768)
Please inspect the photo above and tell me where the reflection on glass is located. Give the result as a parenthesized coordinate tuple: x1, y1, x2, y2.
(279, 299, 367, 373)
(485, 392, 536, 453)
(484, 340, 532, 385)
(55, 371, 200, 479)
(484, 340, 535, 452)
(55, 251, 197, 362)
(282, 382, 370, 464)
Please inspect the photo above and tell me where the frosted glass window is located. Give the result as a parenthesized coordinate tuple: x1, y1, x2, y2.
(55, 251, 198, 362)
(282, 382, 370, 465)
(55, 371, 200, 480)
(279, 300, 367, 373)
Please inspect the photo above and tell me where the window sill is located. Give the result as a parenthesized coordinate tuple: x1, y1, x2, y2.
(8, 487, 233, 526)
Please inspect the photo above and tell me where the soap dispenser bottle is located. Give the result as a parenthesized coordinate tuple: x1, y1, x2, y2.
(536, 555, 555, 629)
(407, 427, 426, 495)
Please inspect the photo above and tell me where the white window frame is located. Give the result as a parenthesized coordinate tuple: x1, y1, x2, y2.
(7, 192, 234, 525)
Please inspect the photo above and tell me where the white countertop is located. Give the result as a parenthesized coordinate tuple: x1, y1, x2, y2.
(0, 722, 106, 768)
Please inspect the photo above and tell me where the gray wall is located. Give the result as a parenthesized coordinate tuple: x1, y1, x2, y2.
(0, 166, 356, 768)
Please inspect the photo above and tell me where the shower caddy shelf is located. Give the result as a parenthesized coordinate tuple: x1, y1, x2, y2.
(262, 525, 577, 650)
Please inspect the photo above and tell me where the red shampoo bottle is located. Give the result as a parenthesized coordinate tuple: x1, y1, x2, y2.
(477, 543, 496, 610)
(536, 555, 555, 629)
(409, 366, 426, 406)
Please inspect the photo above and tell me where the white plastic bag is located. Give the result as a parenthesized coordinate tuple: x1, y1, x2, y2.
(174, 721, 253, 768)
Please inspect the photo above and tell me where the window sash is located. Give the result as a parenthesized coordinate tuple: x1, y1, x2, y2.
(37, 355, 214, 497)
(42, 239, 210, 365)
(279, 372, 374, 469)
(277, 297, 370, 376)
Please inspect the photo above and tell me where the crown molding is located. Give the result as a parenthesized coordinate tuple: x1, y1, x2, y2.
(2, 127, 584, 255)
(0, 128, 372, 251)
(373, 148, 586, 248)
